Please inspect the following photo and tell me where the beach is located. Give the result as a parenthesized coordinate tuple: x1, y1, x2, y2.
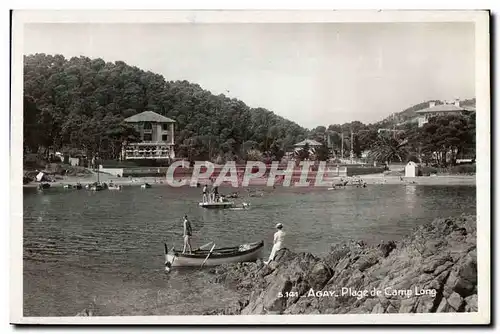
(23, 172, 476, 189)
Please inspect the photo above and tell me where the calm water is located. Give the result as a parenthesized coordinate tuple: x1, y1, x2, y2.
(23, 184, 476, 316)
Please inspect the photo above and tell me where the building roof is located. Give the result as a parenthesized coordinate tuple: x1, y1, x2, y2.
(415, 104, 471, 114)
(124, 111, 176, 123)
(294, 139, 323, 147)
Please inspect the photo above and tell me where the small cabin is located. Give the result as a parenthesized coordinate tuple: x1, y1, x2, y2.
(405, 161, 419, 178)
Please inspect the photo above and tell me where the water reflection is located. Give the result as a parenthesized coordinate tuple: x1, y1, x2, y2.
(405, 184, 417, 210)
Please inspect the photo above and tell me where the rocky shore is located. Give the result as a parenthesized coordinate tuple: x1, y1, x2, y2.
(205, 215, 477, 315)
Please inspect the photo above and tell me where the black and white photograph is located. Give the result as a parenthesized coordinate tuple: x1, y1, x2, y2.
(10, 9, 490, 325)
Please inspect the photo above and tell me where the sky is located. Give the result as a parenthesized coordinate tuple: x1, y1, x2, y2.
(23, 22, 475, 129)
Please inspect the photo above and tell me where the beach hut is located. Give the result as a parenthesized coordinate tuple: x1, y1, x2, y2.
(405, 161, 419, 178)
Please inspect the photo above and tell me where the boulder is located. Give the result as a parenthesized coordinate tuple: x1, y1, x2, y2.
(205, 215, 477, 315)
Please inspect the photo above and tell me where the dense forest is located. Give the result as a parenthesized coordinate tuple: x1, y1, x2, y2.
(23, 54, 476, 167)
(23, 54, 307, 163)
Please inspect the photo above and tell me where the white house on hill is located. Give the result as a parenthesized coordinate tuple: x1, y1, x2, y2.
(121, 111, 176, 160)
(416, 100, 475, 127)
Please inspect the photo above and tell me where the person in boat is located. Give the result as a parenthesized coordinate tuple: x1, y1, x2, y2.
(182, 215, 193, 254)
(212, 185, 219, 202)
(264, 223, 285, 265)
(202, 184, 208, 203)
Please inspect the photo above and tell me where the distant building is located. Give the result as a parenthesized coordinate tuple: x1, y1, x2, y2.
(121, 111, 175, 160)
(416, 100, 475, 127)
(294, 139, 323, 154)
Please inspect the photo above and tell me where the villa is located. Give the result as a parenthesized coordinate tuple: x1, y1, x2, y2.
(121, 111, 176, 161)
(416, 100, 475, 127)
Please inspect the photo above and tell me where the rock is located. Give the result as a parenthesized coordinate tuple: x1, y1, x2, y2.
(447, 292, 464, 311)
(464, 294, 478, 312)
(436, 298, 451, 312)
(386, 304, 397, 313)
(398, 298, 417, 313)
(371, 303, 385, 314)
(306, 262, 333, 289)
(262, 276, 292, 313)
(207, 215, 477, 315)
(356, 254, 379, 272)
(454, 256, 477, 296)
(422, 255, 451, 273)
(378, 241, 397, 257)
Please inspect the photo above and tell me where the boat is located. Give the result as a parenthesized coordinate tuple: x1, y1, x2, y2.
(75, 183, 83, 190)
(37, 183, 51, 190)
(141, 183, 152, 189)
(198, 201, 235, 209)
(89, 182, 104, 191)
(108, 184, 122, 190)
(63, 184, 73, 189)
(164, 240, 264, 270)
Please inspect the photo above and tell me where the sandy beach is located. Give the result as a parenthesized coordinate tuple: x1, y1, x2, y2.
(23, 172, 476, 188)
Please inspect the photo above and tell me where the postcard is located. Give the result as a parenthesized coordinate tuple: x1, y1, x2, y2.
(11, 9, 490, 325)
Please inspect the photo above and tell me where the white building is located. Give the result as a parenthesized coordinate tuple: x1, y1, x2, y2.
(416, 100, 475, 127)
(122, 111, 176, 160)
(405, 161, 419, 178)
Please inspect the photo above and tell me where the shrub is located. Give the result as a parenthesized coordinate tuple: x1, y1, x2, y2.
(419, 166, 438, 176)
(449, 164, 476, 175)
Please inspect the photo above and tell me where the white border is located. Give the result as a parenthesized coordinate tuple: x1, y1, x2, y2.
(10, 9, 490, 325)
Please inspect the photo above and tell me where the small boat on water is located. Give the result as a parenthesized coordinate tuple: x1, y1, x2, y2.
(89, 182, 105, 191)
(164, 240, 264, 270)
(198, 201, 235, 209)
(37, 183, 51, 190)
(141, 183, 152, 189)
(108, 184, 122, 190)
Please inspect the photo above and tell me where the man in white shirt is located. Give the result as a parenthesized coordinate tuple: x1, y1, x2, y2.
(265, 223, 285, 265)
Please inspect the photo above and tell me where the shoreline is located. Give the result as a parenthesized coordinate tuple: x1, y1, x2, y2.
(23, 174, 476, 188)
(205, 214, 478, 315)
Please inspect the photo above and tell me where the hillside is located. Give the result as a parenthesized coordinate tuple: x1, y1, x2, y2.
(23, 54, 308, 163)
(376, 98, 476, 128)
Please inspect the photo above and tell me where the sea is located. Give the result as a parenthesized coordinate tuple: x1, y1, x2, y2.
(22, 184, 476, 316)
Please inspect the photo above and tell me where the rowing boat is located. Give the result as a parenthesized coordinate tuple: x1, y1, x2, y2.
(164, 240, 264, 270)
(198, 201, 235, 209)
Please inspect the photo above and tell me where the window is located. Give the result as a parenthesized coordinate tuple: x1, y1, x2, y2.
(143, 122, 152, 130)
(162, 134, 169, 142)
(143, 134, 153, 142)
(162, 123, 169, 131)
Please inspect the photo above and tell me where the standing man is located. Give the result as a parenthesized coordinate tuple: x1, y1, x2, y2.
(212, 185, 219, 202)
(265, 223, 285, 265)
(182, 215, 193, 254)
(202, 184, 208, 203)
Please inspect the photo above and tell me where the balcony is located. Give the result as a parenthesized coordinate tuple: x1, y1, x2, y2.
(123, 142, 173, 160)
